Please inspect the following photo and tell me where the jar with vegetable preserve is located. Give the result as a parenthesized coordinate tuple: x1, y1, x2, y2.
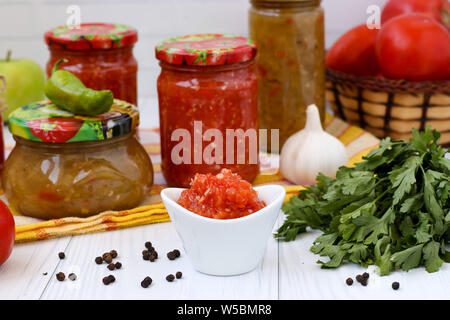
(2, 100, 153, 220)
(249, 0, 325, 151)
(45, 23, 138, 105)
(156, 34, 259, 187)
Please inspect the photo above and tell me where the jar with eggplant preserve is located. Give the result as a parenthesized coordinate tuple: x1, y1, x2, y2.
(156, 34, 259, 187)
(2, 100, 153, 220)
(45, 23, 138, 105)
(249, 0, 325, 151)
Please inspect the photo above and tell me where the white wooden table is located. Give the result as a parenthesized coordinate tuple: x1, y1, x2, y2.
(0, 98, 449, 300)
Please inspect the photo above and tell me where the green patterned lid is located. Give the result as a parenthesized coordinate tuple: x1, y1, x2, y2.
(45, 23, 138, 50)
(9, 99, 139, 143)
(155, 34, 257, 66)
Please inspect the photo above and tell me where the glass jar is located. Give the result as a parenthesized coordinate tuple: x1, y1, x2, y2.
(45, 23, 138, 105)
(249, 0, 325, 151)
(156, 34, 259, 187)
(3, 100, 153, 219)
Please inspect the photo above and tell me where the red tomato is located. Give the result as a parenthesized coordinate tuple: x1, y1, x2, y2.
(27, 118, 84, 143)
(326, 24, 380, 76)
(376, 13, 450, 81)
(0, 200, 15, 266)
(381, 0, 449, 26)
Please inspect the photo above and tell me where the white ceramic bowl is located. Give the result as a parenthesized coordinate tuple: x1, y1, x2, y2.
(161, 185, 286, 276)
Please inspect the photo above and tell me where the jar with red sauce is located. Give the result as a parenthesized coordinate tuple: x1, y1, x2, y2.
(45, 23, 138, 105)
(155, 34, 259, 187)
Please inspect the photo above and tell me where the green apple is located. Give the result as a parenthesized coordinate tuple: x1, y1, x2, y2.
(0, 50, 45, 121)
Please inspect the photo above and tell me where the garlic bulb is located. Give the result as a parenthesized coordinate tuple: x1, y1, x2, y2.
(280, 104, 348, 185)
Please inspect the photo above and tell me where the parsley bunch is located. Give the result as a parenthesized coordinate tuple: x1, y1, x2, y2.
(276, 128, 450, 275)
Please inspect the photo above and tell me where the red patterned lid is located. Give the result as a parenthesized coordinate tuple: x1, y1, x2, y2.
(155, 34, 257, 66)
(45, 23, 138, 51)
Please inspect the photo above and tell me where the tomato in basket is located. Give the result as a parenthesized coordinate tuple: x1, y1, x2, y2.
(376, 13, 450, 81)
(0, 200, 14, 266)
(381, 0, 449, 27)
(325, 24, 380, 76)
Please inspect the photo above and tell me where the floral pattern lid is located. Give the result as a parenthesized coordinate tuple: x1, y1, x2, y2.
(155, 34, 257, 66)
(9, 99, 139, 144)
(45, 23, 138, 50)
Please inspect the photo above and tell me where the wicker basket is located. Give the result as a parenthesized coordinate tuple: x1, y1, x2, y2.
(326, 68, 450, 146)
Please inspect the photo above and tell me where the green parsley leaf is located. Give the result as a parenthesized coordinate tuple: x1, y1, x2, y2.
(423, 241, 443, 273)
(391, 244, 424, 272)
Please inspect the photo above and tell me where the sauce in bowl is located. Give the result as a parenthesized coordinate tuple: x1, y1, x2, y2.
(178, 169, 266, 220)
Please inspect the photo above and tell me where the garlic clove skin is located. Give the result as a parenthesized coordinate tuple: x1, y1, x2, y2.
(280, 104, 348, 186)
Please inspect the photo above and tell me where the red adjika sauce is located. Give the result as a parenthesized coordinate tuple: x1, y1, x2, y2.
(178, 169, 266, 220)
(45, 23, 138, 105)
(156, 34, 259, 187)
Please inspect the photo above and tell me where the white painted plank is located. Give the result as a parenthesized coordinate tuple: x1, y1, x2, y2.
(278, 229, 450, 300)
(40, 221, 278, 300)
(0, 237, 72, 300)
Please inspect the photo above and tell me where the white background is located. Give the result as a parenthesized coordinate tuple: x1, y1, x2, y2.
(0, 0, 388, 100)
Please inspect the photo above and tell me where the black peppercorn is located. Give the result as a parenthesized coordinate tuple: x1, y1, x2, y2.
(103, 253, 113, 264)
(68, 273, 77, 281)
(167, 251, 176, 261)
(362, 272, 369, 280)
(176, 271, 182, 279)
(95, 256, 103, 265)
(58, 252, 65, 259)
(166, 274, 175, 282)
(143, 252, 150, 261)
(145, 242, 152, 249)
(392, 282, 400, 290)
(141, 276, 152, 288)
(149, 254, 156, 262)
(110, 250, 118, 259)
(346, 278, 353, 286)
(115, 262, 122, 269)
(107, 263, 115, 271)
(355, 274, 363, 283)
(173, 249, 181, 258)
(108, 275, 116, 283)
(56, 272, 65, 281)
(102, 276, 111, 285)
(361, 279, 368, 286)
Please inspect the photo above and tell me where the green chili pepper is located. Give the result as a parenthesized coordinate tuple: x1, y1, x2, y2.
(44, 59, 114, 116)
